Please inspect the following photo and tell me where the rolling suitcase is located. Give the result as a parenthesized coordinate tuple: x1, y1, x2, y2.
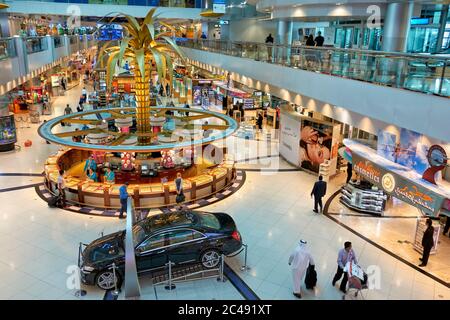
(48, 194, 61, 208)
(305, 264, 317, 289)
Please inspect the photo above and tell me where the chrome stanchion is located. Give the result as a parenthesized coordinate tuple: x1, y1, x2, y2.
(165, 261, 176, 290)
(112, 262, 120, 296)
(240, 244, 251, 271)
(75, 243, 87, 297)
(217, 254, 226, 282)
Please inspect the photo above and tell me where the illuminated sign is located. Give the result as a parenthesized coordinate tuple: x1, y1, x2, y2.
(411, 18, 430, 25)
(219, 20, 229, 25)
(352, 153, 445, 215)
(354, 159, 381, 184)
(213, 0, 226, 13)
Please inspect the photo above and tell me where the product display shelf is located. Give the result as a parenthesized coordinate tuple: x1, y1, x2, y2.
(339, 182, 387, 216)
(234, 123, 255, 140)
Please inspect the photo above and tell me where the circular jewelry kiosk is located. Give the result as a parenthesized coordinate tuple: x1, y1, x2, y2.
(38, 107, 239, 211)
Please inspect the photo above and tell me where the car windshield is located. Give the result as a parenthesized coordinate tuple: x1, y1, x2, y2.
(88, 242, 123, 263)
(199, 213, 221, 230)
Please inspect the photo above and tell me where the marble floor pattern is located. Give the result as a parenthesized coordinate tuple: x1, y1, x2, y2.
(0, 83, 449, 300)
(328, 194, 450, 285)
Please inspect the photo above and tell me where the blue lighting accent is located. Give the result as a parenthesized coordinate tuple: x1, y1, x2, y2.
(411, 18, 430, 25)
(38, 107, 238, 152)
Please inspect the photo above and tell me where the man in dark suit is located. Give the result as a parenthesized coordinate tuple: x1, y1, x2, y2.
(419, 218, 435, 267)
(346, 162, 353, 184)
(311, 175, 327, 213)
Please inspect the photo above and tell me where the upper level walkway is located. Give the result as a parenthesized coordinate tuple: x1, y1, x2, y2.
(178, 39, 450, 142)
(178, 39, 450, 98)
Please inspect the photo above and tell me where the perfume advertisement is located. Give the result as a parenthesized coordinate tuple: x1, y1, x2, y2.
(299, 119, 334, 173)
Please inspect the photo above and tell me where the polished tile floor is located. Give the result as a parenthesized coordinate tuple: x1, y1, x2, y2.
(0, 84, 449, 300)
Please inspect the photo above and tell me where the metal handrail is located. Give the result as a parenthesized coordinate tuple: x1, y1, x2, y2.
(182, 39, 450, 63)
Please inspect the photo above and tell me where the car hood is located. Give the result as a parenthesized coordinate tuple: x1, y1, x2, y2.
(83, 230, 125, 265)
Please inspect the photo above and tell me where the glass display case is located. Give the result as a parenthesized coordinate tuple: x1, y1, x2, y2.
(0, 114, 17, 151)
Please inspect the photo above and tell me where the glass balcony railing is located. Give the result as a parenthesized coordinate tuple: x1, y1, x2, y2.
(69, 35, 78, 45)
(0, 38, 17, 61)
(179, 39, 450, 98)
(25, 37, 48, 54)
(53, 36, 64, 48)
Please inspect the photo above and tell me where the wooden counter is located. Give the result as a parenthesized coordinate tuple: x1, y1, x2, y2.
(45, 148, 235, 209)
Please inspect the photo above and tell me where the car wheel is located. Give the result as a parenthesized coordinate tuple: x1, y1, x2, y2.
(96, 269, 120, 291)
(200, 249, 220, 269)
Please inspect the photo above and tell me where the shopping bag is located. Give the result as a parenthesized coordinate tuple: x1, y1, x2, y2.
(176, 193, 185, 203)
(305, 264, 317, 289)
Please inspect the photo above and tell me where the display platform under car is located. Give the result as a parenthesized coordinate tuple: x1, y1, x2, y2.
(340, 180, 388, 216)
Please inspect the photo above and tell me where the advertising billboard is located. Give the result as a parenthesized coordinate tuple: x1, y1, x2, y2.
(352, 152, 445, 215)
(299, 119, 335, 173)
(377, 129, 397, 162)
(279, 113, 301, 166)
(396, 128, 421, 168)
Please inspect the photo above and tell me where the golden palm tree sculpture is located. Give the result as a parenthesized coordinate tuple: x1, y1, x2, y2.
(98, 8, 185, 145)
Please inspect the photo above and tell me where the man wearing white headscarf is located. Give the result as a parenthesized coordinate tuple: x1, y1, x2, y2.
(288, 240, 315, 298)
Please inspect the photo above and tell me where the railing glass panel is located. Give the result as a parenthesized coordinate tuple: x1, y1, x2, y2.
(25, 37, 48, 54)
(179, 40, 450, 97)
(53, 36, 64, 48)
(0, 39, 17, 60)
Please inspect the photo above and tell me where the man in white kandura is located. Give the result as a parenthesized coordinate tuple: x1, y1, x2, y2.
(288, 240, 315, 298)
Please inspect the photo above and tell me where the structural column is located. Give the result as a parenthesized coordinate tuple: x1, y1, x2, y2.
(276, 20, 293, 63)
(434, 5, 449, 53)
(382, 2, 414, 52)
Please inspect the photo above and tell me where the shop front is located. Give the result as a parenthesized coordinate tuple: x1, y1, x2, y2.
(191, 79, 219, 109)
(323, 136, 450, 281)
(8, 74, 54, 120)
(342, 137, 450, 213)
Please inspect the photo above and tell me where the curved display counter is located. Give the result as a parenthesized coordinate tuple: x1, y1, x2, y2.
(44, 148, 236, 209)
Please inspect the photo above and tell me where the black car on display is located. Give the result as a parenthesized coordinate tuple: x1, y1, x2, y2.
(79, 210, 242, 290)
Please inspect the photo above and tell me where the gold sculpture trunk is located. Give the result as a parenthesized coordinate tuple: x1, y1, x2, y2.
(134, 62, 151, 145)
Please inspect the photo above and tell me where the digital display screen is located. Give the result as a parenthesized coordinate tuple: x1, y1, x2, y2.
(0, 115, 17, 145)
(97, 24, 123, 41)
(411, 18, 430, 25)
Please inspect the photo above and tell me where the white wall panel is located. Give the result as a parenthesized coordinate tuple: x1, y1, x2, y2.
(27, 50, 52, 72)
(0, 57, 22, 86)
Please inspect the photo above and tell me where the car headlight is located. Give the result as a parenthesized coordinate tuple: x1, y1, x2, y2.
(82, 265, 95, 272)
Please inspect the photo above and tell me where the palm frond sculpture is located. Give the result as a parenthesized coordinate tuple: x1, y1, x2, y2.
(98, 8, 185, 144)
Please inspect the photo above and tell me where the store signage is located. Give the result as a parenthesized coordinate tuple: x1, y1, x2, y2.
(213, 0, 226, 13)
(219, 20, 229, 25)
(411, 18, 430, 26)
(352, 153, 445, 215)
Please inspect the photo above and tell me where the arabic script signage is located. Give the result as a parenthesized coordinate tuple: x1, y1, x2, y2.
(352, 153, 445, 215)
